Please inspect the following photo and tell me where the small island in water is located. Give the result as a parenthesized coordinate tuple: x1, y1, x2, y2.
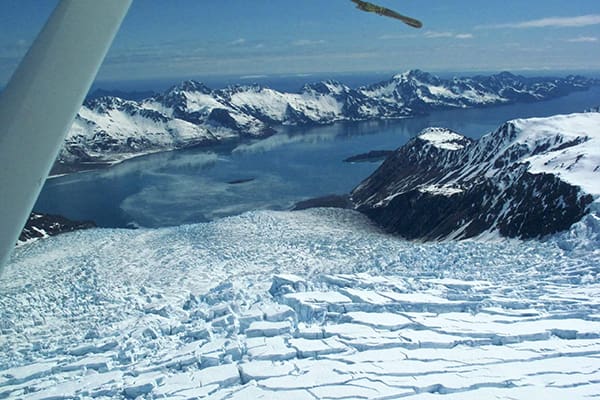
(343, 150, 394, 163)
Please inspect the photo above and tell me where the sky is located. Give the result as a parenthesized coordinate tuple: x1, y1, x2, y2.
(1, 0, 599, 85)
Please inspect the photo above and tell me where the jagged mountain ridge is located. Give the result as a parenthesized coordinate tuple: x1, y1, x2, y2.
(18, 213, 95, 246)
(351, 113, 600, 240)
(58, 70, 597, 167)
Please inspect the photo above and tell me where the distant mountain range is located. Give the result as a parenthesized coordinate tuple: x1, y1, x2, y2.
(351, 112, 600, 240)
(86, 88, 157, 102)
(56, 70, 598, 170)
(31, 111, 600, 243)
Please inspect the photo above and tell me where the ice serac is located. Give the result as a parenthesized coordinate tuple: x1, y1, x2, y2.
(0, 208, 600, 400)
(55, 71, 597, 169)
(2, 207, 600, 399)
(586, 105, 600, 113)
(351, 113, 600, 240)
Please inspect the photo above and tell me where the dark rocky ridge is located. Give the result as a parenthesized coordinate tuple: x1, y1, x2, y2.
(19, 213, 96, 245)
(344, 150, 395, 163)
(292, 195, 353, 211)
(349, 116, 598, 240)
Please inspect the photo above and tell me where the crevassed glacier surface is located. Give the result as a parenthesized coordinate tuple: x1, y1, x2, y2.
(1, 208, 599, 399)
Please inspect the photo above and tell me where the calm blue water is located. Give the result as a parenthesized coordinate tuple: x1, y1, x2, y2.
(35, 87, 600, 228)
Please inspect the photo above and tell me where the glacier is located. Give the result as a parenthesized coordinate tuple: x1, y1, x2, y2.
(1, 208, 599, 399)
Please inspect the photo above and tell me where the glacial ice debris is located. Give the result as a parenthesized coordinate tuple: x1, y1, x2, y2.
(1, 208, 599, 398)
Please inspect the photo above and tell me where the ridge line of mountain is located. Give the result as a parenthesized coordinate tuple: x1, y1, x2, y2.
(296, 111, 600, 241)
(55, 70, 598, 172)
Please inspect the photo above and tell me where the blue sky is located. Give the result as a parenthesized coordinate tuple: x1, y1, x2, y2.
(1, 0, 599, 84)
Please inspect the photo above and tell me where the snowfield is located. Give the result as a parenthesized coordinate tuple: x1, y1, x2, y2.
(516, 113, 600, 197)
(1, 208, 599, 399)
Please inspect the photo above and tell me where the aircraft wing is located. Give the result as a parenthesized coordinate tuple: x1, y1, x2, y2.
(0, 0, 131, 272)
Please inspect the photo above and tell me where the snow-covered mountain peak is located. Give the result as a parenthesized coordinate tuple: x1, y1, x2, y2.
(352, 112, 599, 240)
(301, 80, 350, 96)
(417, 127, 469, 151)
(450, 113, 600, 198)
(220, 83, 266, 95)
(392, 69, 433, 81)
(509, 113, 595, 144)
(55, 71, 597, 170)
(167, 80, 212, 94)
(509, 112, 600, 197)
(148, 81, 215, 114)
(493, 71, 518, 80)
(84, 96, 134, 112)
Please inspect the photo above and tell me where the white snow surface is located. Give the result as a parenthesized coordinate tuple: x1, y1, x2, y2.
(226, 86, 344, 123)
(418, 184, 464, 197)
(513, 112, 600, 198)
(64, 99, 218, 164)
(417, 127, 468, 151)
(438, 112, 600, 197)
(461, 112, 600, 200)
(371, 70, 507, 108)
(1, 208, 600, 399)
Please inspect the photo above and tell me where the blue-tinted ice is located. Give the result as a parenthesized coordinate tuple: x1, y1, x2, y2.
(1, 208, 599, 398)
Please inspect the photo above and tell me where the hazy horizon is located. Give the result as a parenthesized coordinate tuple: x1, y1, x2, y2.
(85, 67, 600, 93)
(1, 1, 599, 86)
